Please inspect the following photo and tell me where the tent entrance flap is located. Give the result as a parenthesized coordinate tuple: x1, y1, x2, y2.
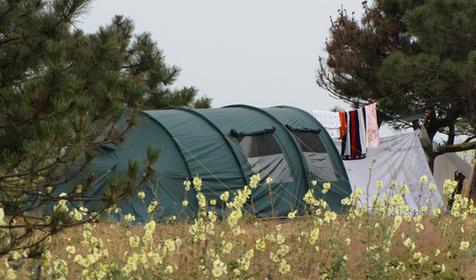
(234, 133, 292, 183)
(230, 127, 276, 137)
(285, 125, 321, 134)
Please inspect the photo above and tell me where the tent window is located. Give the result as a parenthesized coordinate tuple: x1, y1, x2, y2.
(236, 134, 292, 183)
(292, 132, 337, 181)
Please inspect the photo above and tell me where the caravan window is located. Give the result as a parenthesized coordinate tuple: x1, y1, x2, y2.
(236, 134, 292, 183)
(292, 132, 337, 181)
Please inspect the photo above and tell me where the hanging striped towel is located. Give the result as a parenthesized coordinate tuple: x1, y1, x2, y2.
(341, 108, 367, 160)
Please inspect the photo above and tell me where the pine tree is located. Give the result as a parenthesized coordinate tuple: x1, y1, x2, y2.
(317, 0, 476, 168)
(0, 0, 209, 255)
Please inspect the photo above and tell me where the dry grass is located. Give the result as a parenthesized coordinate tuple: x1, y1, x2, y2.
(12, 214, 472, 279)
(5, 179, 476, 279)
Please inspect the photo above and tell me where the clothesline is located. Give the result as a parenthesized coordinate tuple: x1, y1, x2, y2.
(311, 103, 380, 161)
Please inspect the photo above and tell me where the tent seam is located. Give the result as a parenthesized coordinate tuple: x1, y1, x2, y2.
(141, 111, 194, 178)
(140, 111, 199, 213)
(173, 107, 249, 187)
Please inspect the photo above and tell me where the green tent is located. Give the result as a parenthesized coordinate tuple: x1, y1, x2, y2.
(58, 105, 351, 221)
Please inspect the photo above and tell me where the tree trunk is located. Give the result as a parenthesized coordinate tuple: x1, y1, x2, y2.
(467, 156, 476, 202)
(447, 124, 455, 145)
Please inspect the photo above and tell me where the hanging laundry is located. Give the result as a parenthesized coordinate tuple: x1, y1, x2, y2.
(364, 103, 380, 148)
(338, 111, 347, 139)
(312, 110, 341, 139)
(341, 108, 367, 160)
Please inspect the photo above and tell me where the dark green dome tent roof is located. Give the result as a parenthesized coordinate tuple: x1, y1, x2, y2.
(58, 105, 351, 221)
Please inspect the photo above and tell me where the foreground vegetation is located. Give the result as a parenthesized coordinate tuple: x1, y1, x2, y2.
(1, 176, 476, 279)
(0, 0, 211, 255)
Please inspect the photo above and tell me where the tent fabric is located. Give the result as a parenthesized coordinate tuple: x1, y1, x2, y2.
(334, 131, 444, 211)
(56, 105, 352, 221)
(434, 153, 471, 189)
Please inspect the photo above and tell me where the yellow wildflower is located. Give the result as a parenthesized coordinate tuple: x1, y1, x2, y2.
(70, 208, 83, 221)
(193, 176, 202, 191)
(443, 179, 457, 195)
(324, 211, 337, 223)
(129, 236, 140, 248)
(255, 238, 266, 252)
(212, 258, 227, 277)
(403, 237, 415, 251)
(250, 174, 261, 188)
(287, 210, 297, 219)
(341, 197, 351, 205)
(165, 265, 174, 274)
(419, 175, 429, 184)
(279, 259, 291, 274)
(220, 191, 230, 202)
(143, 221, 156, 243)
(390, 194, 403, 206)
(309, 228, 319, 244)
(124, 213, 136, 223)
(459, 241, 470, 251)
(400, 184, 409, 194)
(148, 200, 158, 213)
(165, 239, 176, 252)
(65, 245, 76, 255)
(222, 241, 233, 254)
(183, 180, 191, 191)
(197, 193, 207, 208)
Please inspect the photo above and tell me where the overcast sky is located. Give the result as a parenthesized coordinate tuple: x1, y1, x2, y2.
(79, 0, 365, 113)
